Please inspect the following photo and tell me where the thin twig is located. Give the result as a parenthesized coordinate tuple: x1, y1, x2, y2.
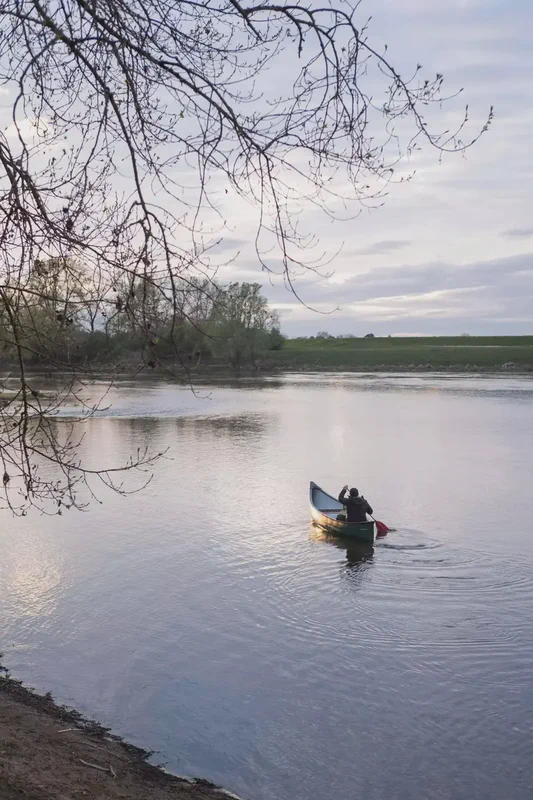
(79, 759, 112, 774)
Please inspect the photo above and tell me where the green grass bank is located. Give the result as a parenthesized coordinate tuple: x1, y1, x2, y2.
(267, 336, 533, 371)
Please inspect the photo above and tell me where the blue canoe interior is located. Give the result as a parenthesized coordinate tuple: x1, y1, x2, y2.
(309, 481, 375, 544)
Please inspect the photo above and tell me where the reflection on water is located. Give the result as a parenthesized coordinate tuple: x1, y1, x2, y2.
(5, 544, 63, 620)
(2, 373, 533, 800)
(175, 412, 270, 437)
(343, 543, 374, 570)
(310, 523, 374, 577)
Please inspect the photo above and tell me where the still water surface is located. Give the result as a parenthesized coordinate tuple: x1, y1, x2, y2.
(2, 373, 533, 800)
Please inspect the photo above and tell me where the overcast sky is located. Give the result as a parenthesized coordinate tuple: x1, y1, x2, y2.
(216, 0, 533, 337)
(2, 1, 530, 338)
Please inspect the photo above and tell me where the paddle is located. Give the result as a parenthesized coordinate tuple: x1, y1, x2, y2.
(371, 516, 392, 537)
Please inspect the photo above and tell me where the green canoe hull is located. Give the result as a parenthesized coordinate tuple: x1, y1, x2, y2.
(310, 482, 375, 544)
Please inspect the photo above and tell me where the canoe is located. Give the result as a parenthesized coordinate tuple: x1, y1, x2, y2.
(309, 481, 375, 544)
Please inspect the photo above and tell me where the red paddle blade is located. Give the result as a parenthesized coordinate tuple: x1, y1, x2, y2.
(375, 520, 389, 536)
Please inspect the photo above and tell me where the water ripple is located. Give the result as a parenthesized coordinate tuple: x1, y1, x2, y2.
(228, 523, 533, 690)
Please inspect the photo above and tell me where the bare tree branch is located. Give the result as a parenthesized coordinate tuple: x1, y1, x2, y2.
(0, 0, 490, 513)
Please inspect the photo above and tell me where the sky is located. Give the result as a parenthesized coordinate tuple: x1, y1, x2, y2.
(212, 0, 533, 337)
(1, 0, 531, 338)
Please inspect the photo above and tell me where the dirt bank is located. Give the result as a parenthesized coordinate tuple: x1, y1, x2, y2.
(0, 672, 238, 800)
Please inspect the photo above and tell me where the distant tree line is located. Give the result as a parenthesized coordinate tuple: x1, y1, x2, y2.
(0, 259, 284, 371)
(296, 332, 374, 340)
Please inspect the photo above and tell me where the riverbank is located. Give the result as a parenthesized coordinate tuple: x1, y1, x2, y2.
(2, 335, 532, 377)
(266, 335, 533, 372)
(0, 670, 236, 800)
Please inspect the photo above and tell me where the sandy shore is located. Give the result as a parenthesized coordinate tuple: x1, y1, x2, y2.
(0, 671, 238, 800)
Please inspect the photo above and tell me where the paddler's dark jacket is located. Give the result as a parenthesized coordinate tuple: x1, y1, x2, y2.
(338, 489, 373, 523)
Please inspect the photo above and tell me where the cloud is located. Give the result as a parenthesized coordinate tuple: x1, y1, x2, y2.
(208, 237, 249, 254)
(205, 0, 533, 340)
(346, 286, 496, 322)
(4, 116, 53, 143)
(275, 306, 294, 317)
(268, 252, 533, 335)
(335, 254, 533, 303)
(0, 0, 527, 340)
(356, 240, 412, 256)
(501, 228, 533, 239)
(198, 0, 533, 335)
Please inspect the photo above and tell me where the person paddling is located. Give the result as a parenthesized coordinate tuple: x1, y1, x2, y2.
(338, 485, 373, 523)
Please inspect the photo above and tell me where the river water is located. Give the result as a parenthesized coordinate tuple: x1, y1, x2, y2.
(2, 373, 533, 800)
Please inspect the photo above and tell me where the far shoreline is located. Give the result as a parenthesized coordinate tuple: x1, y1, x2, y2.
(1, 335, 533, 379)
(2, 362, 532, 379)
